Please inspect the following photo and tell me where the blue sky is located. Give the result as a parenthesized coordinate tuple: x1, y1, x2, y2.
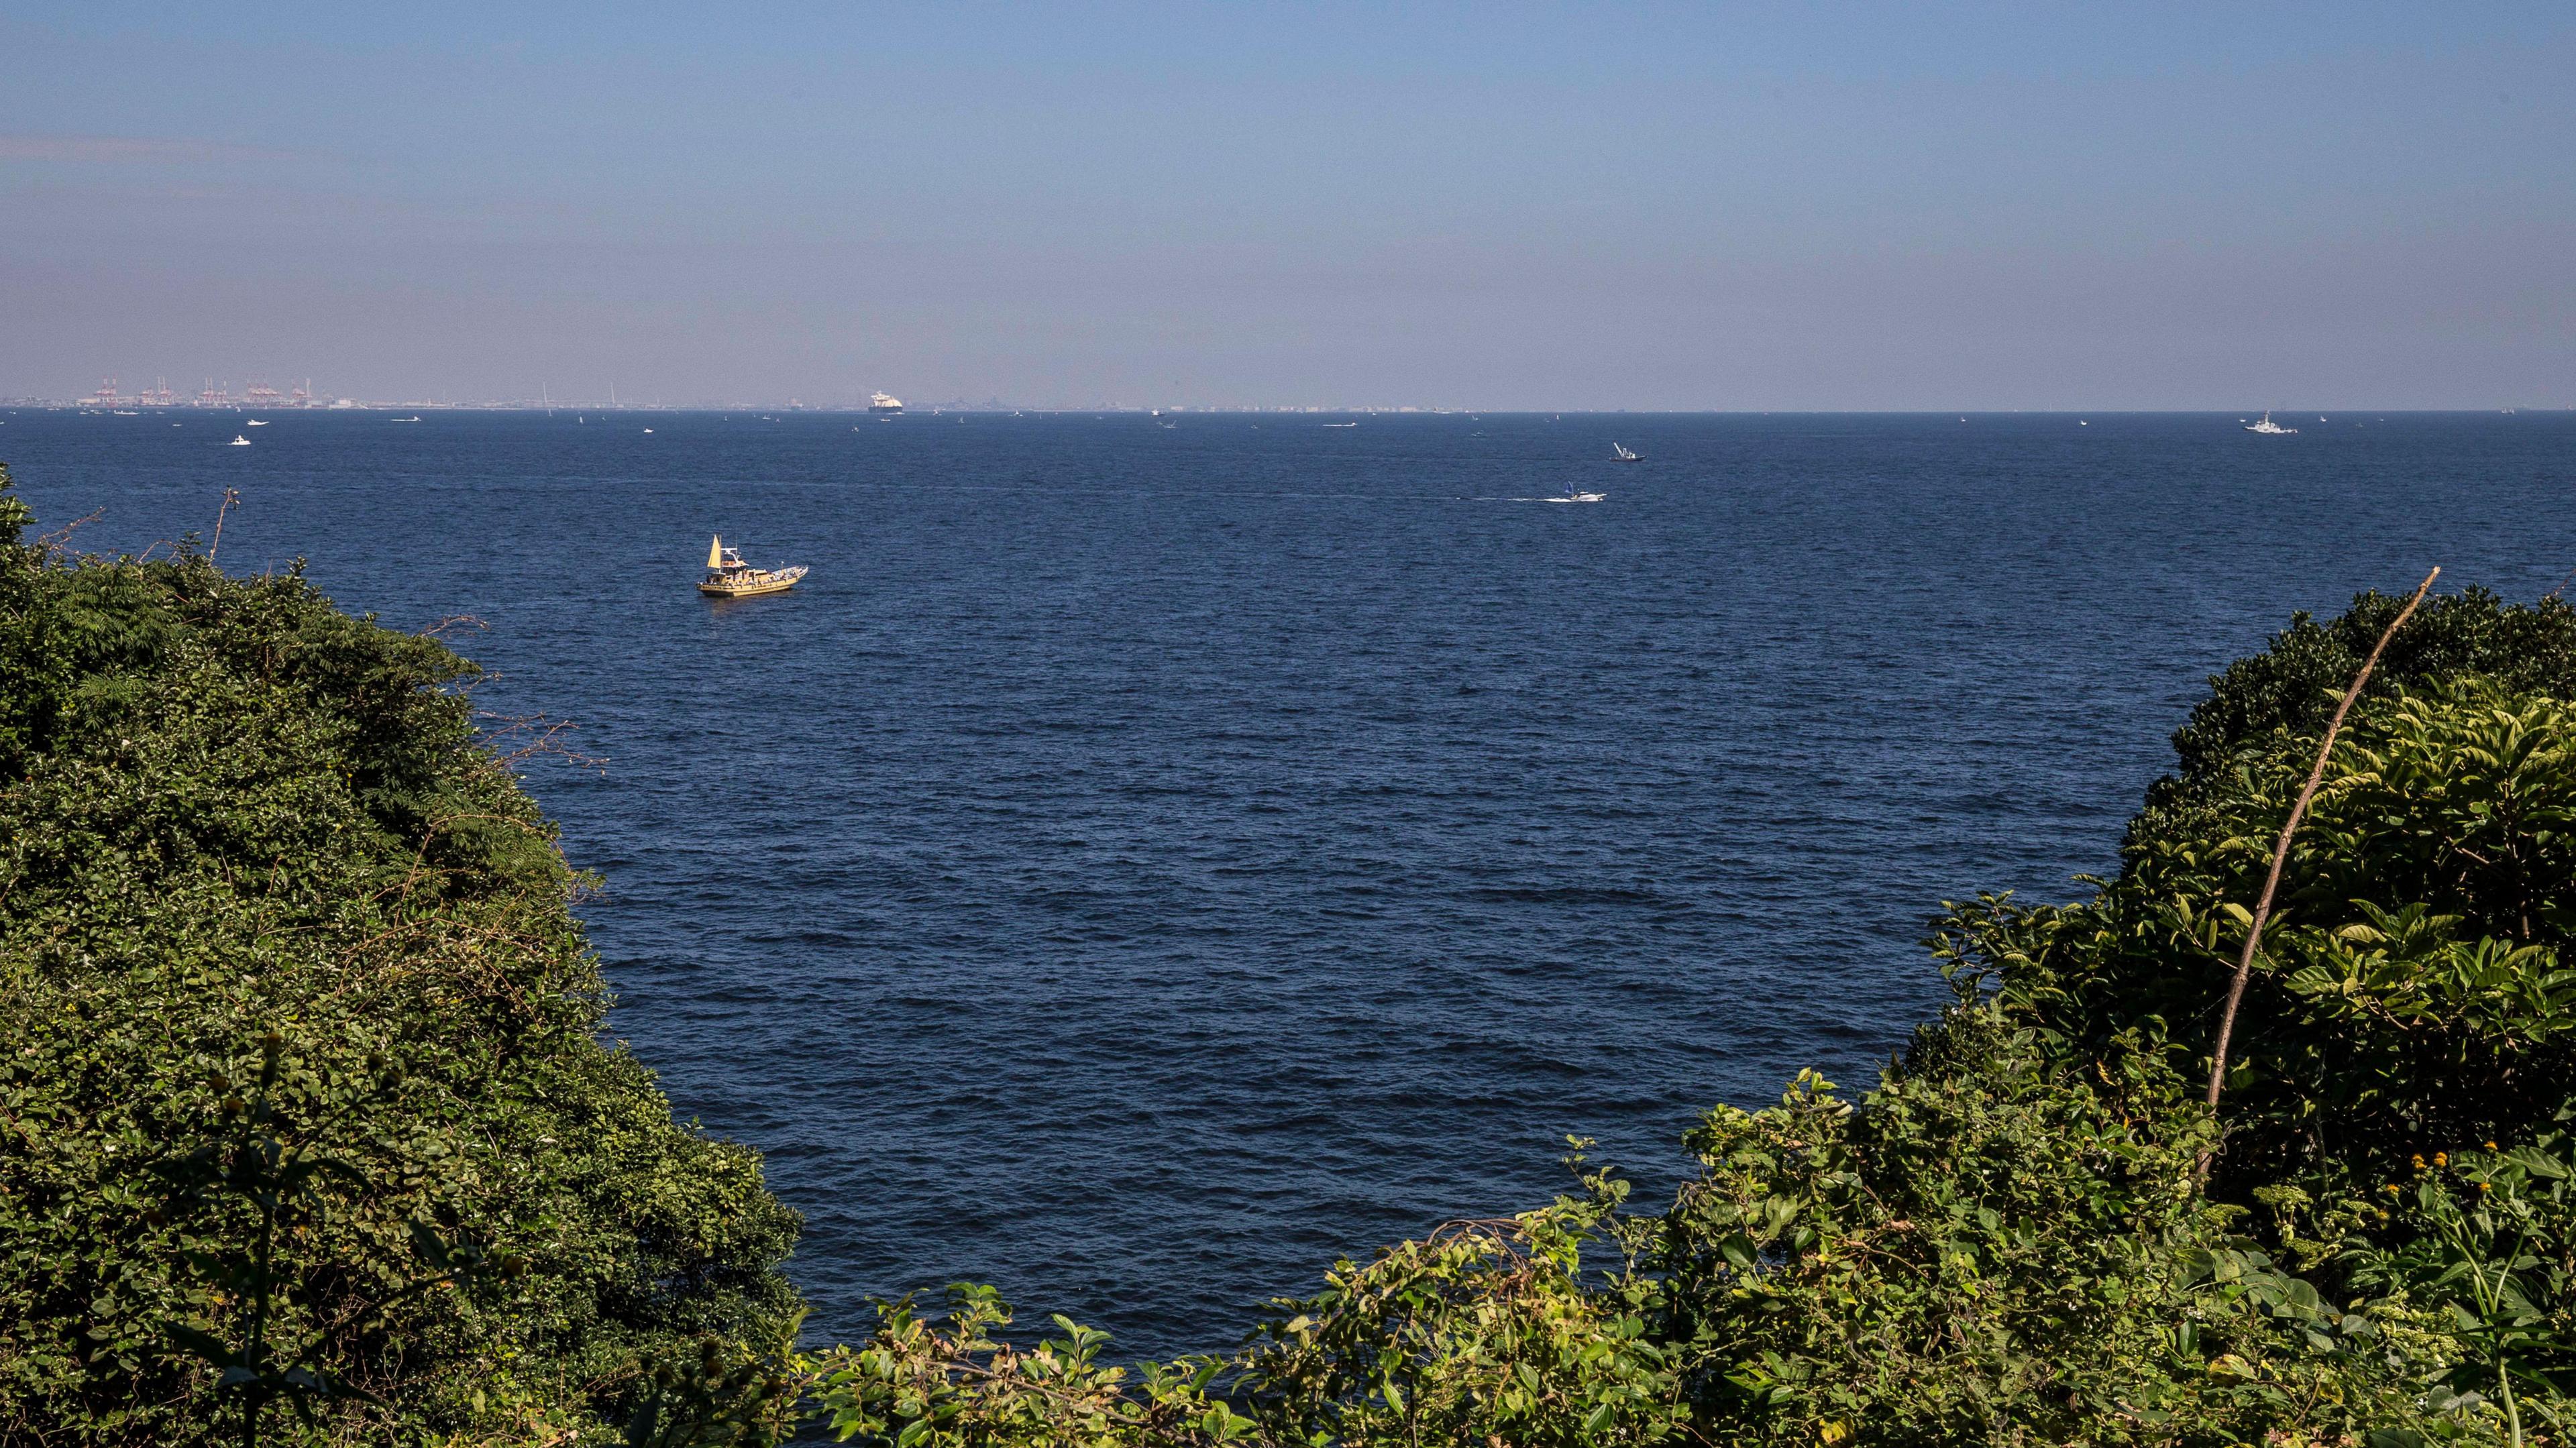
(3, 3, 2568, 407)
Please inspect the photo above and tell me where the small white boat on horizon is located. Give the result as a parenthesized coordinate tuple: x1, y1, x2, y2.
(246, 419, 268, 426)
(2245, 411, 2298, 435)
(1544, 486, 1607, 504)
(228, 435, 251, 446)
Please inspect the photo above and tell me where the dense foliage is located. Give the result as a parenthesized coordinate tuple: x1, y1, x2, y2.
(10, 457, 2574, 1445)
(0, 468, 802, 1444)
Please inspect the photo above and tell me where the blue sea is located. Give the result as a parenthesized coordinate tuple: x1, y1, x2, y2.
(6, 407, 2569, 1355)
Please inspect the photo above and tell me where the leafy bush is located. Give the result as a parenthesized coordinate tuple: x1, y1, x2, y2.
(1937, 675, 2576, 1197)
(0, 469, 802, 1443)
(2146, 588, 2576, 833)
(2350, 1129, 2576, 1445)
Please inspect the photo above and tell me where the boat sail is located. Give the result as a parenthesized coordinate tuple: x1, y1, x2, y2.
(698, 535, 808, 598)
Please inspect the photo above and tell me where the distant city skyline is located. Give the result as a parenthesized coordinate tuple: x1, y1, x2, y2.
(4, 4, 2570, 410)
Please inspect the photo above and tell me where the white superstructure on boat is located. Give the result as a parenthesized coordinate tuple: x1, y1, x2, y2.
(868, 392, 904, 413)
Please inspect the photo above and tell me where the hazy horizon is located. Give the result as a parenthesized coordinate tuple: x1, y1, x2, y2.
(5, 3, 2570, 411)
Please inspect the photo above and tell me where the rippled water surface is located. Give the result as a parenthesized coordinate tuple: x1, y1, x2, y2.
(8, 408, 2569, 1353)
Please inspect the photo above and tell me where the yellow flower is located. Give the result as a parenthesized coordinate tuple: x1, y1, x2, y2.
(2434, 1152, 2448, 1167)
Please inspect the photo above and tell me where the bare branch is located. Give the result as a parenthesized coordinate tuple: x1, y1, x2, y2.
(209, 488, 243, 563)
(476, 712, 607, 773)
(2204, 566, 2440, 1119)
(35, 508, 103, 555)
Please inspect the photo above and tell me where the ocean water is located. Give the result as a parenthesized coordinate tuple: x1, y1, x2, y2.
(6, 408, 2569, 1355)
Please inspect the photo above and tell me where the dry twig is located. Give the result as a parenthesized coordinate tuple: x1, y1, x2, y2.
(209, 488, 243, 562)
(2204, 566, 2440, 1113)
(477, 712, 607, 773)
(35, 508, 103, 556)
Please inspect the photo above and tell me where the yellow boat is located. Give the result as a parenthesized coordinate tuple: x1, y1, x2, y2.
(698, 535, 808, 598)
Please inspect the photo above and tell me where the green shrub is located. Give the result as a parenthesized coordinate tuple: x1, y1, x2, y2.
(1635, 1013, 2480, 1445)
(1937, 676, 2576, 1196)
(2145, 588, 2576, 835)
(0, 468, 802, 1444)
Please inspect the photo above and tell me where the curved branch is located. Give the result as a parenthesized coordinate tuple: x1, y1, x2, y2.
(2204, 566, 2440, 1117)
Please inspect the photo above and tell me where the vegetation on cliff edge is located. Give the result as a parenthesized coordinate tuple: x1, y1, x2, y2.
(0, 467, 802, 1444)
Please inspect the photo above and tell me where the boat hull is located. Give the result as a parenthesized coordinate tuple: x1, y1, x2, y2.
(699, 566, 807, 598)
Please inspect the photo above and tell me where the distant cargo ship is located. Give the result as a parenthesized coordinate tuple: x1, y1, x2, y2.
(868, 392, 904, 413)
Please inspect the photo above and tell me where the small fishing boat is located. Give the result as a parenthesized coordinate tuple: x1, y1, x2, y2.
(228, 435, 252, 446)
(1610, 443, 1640, 462)
(246, 419, 269, 426)
(699, 536, 808, 598)
(1544, 486, 1606, 504)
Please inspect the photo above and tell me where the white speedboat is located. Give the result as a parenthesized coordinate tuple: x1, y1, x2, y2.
(1544, 486, 1606, 504)
(2245, 411, 2298, 435)
(246, 419, 268, 426)
(228, 435, 251, 446)
(1611, 443, 1640, 462)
